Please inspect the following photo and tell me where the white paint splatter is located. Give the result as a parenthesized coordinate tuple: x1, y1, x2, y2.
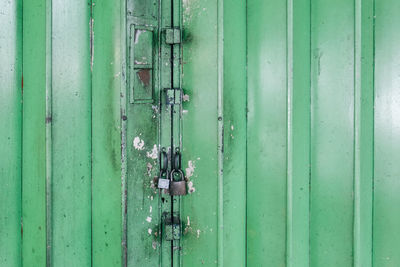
(151, 105, 159, 113)
(185, 160, 196, 178)
(183, 94, 190, 102)
(146, 163, 153, 177)
(146, 216, 152, 223)
(182, 109, 188, 114)
(148, 228, 152, 235)
(146, 145, 158, 159)
(196, 229, 201, 238)
(149, 206, 152, 213)
(133, 136, 145, 150)
(188, 181, 196, 194)
(152, 241, 157, 250)
(90, 18, 95, 72)
(231, 125, 234, 131)
(187, 216, 190, 226)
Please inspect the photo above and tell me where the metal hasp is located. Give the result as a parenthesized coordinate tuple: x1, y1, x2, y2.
(165, 28, 181, 44)
(165, 88, 182, 105)
(162, 212, 181, 241)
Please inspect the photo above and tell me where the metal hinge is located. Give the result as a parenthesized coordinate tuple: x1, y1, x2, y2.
(164, 28, 181, 44)
(165, 88, 182, 105)
(162, 212, 181, 240)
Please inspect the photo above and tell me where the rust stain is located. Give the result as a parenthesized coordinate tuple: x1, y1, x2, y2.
(137, 69, 151, 86)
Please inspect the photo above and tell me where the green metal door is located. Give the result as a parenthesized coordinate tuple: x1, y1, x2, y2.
(1, 0, 400, 266)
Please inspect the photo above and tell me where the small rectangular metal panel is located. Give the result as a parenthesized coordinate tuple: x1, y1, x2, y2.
(130, 25, 154, 104)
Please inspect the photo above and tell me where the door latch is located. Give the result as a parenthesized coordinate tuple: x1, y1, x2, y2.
(162, 212, 181, 241)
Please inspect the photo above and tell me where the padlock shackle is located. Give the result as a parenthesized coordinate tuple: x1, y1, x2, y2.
(169, 169, 185, 182)
(159, 169, 169, 178)
(172, 149, 181, 170)
(160, 149, 168, 171)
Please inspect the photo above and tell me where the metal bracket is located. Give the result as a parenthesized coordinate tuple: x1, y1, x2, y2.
(165, 28, 181, 44)
(162, 212, 181, 240)
(165, 88, 182, 105)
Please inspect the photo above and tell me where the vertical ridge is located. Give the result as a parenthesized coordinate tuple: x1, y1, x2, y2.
(286, 0, 293, 263)
(45, 0, 52, 264)
(217, 0, 224, 265)
(354, 0, 374, 266)
(120, 0, 128, 265)
(286, 0, 311, 266)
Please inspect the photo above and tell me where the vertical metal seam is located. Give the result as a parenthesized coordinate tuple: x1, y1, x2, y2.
(353, 0, 360, 265)
(245, 0, 248, 265)
(90, 1, 94, 266)
(120, 0, 128, 265)
(157, 1, 162, 266)
(286, 0, 293, 265)
(20, 0, 24, 264)
(309, 0, 312, 264)
(45, 0, 53, 264)
(371, 0, 376, 264)
(217, 0, 224, 265)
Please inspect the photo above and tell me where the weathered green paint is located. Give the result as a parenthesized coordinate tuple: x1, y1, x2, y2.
(0, 0, 22, 265)
(222, 0, 247, 266)
(22, 0, 47, 265)
(354, 0, 374, 266)
(286, 0, 311, 265)
(181, 0, 219, 265)
(92, 0, 122, 265)
(373, 0, 400, 265)
(247, 0, 288, 265)
(310, 0, 355, 266)
(3, 0, 400, 266)
(51, 0, 92, 265)
(126, 0, 161, 266)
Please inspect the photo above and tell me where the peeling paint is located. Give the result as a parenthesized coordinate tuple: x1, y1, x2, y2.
(185, 160, 196, 178)
(148, 228, 152, 235)
(146, 216, 152, 223)
(184, 216, 192, 235)
(188, 181, 196, 194)
(90, 18, 94, 72)
(146, 162, 153, 176)
(152, 241, 157, 250)
(146, 144, 158, 159)
(133, 136, 145, 150)
(134, 29, 145, 44)
(151, 105, 159, 113)
(183, 94, 190, 102)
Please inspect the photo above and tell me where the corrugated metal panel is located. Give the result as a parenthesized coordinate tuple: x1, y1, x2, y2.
(1, 0, 400, 266)
(0, 0, 22, 265)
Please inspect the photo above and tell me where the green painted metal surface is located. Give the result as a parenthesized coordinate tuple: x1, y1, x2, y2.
(22, 0, 46, 265)
(0, 0, 22, 266)
(1, 0, 400, 266)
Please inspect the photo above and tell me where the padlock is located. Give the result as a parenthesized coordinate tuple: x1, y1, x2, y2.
(157, 170, 170, 189)
(169, 169, 187, 196)
(157, 149, 170, 189)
